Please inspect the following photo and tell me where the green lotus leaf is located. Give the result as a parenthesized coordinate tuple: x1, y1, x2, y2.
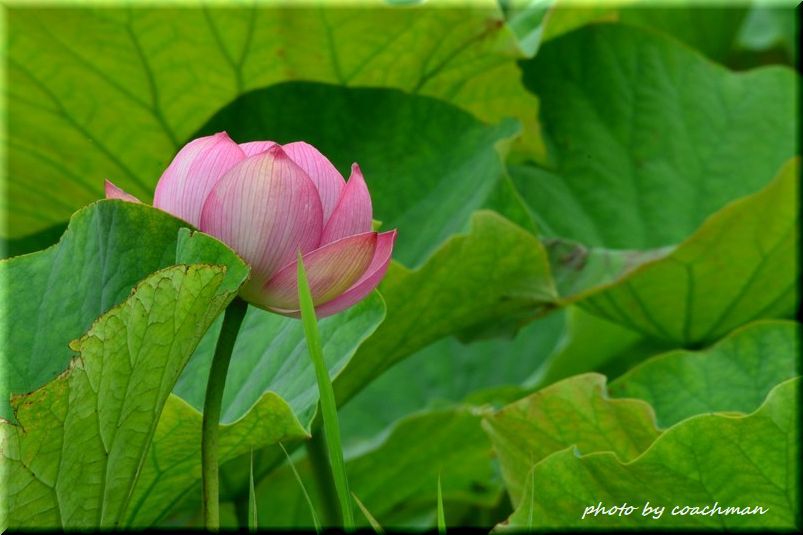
(488, 318, 800, 529)
(483, 373, 661, 508)
(0, 200, 244, 420)
(498, 378, 799, 529)
(565, 159, 797, 345)
(1, 261, 246, 529)
(609, 320, 799, 428)
(256, 407, 495, 529)
(333, 210, 558, 407)
(4, 0, 542, 238)
(339, 310, 566, 454)
(529, 306, 672, 388)
(195, 82, 520, 267)
(123, 292, 385, 526)
(619, 3, 748, 63)
(513, 23, 796, 249)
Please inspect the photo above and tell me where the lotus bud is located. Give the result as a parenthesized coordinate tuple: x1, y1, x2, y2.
(105, 132, 396, 318)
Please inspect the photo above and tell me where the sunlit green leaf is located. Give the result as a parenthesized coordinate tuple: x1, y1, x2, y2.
(124, 391, 308, 527)
(4, 0, 542, 238)
(177, 296, 385, 427)
(609, 320, 799, 428)
(0, 200, 230, 420)
(130, 210, 555, 526)
(124, 293, 385, 527)
(483, 374, 660, 507)
(488, 319, 800, 529)
(1, 261, 246, 529)
(565, 159, 798, 345)
(498, 378, 799, 529)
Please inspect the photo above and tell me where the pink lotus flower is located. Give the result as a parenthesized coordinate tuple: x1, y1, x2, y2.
(106, 132, 396, 318)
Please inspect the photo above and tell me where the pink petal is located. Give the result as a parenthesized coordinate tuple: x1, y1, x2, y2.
(258, 231, 378, 311)
(200, 145, 323, 299)
(240, 141, 278, 157)
(283, 141, 345, 223)
(312, 230, 396, 318)
(320, 163, 373, 244)
(153, 132, 246, 227)
(266, 230, 396, 319)
(104, 179, 142, 203)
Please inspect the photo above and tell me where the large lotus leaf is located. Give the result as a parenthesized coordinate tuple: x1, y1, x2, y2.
(482, 373, 661, 508)
(332, 320, 800, 527)
(563, 159, 798, 345)
(619, 3, 748, 63)
(256, 407, 496, 529)
(529, 305, 672, 388)
(513, 23, 796, 250)
(339, 310, 566, 455)
(609, 320, 799, 428)
(488, 321, 800, 529)
(1, 222, 68, 260)
(4, 0, 543, 238)
(124, 393, 306, 527)
(0, 259, 247, 529)
(332, 210, 558, 407)
(486, 318, 800, 511)
(196, 82, 519, 266)
(509, 1, 760, 93)
(539, 1, 752, 64)
(499, 378, 799, 529)
(125, 210, 557, 526)
(0, 200, 245, 420)
(151, 208, 557, 521)
(175, 293, 385, 426)
(120, 291, 384, 526)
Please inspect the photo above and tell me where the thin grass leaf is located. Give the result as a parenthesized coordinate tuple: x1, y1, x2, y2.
(352, 492, 384, 534)
(437, 474, 446, 534)
(248, 449, 258, 532)
(296, 252, 355, 529)
(527, 465, 536, 530)
(280, 442, 322, 533)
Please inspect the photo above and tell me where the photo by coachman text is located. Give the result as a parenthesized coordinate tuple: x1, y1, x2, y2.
(582, 501, 770, 520)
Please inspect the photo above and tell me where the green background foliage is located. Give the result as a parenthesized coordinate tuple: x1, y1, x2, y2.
(1, 0, 798, 531)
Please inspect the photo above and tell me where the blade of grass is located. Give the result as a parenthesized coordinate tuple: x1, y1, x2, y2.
(280, 442, 322, 533)
(248, 449, 258, 531)
(352, 492, 384, 534)
(306, 434, 339, 525)
(437, 474, 446, 534)
(296, 252, 355, 530)
(527, 464, 536, 530)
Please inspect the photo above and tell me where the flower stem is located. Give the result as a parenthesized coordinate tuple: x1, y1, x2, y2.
(202, 297, 248, 530)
